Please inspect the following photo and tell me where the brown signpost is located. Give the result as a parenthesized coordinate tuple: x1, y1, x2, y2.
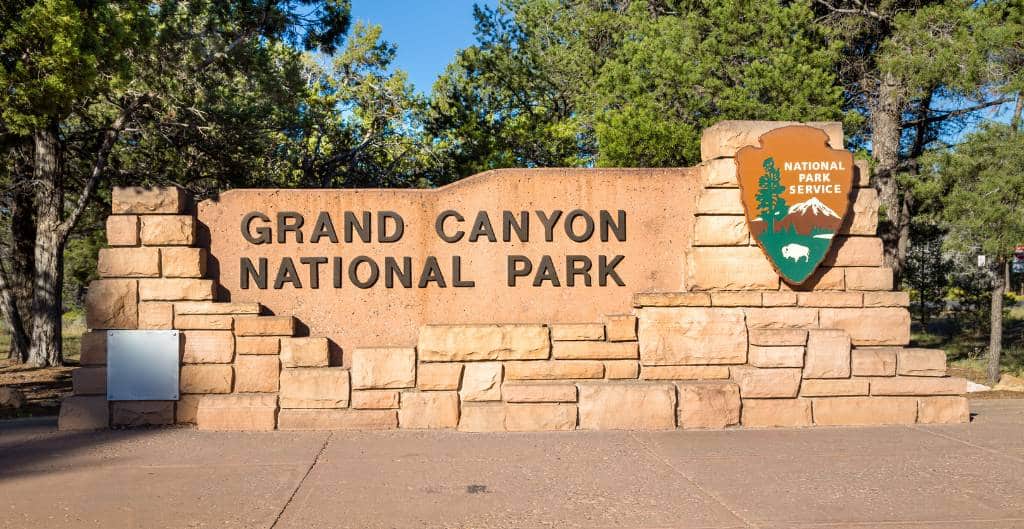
(736, 126, 855, 285)
(60, 120, 970, 433)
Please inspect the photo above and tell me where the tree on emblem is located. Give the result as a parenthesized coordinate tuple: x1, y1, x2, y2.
(755, 157, 788, 234)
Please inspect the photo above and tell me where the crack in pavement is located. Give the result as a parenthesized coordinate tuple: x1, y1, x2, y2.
(269, 431, 333, 529)
(628, 432, 758, 529)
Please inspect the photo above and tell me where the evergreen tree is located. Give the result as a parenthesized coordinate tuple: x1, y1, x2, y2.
(755, 158, 788, 234)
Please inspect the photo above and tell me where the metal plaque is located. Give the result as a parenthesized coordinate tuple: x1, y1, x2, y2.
(106, 330, 181, 401)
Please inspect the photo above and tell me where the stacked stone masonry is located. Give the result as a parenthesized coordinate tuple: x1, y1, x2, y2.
(59, 120, 969, 431)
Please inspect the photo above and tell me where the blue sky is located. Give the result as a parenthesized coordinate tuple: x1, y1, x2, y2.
(350, 0, 497, 94)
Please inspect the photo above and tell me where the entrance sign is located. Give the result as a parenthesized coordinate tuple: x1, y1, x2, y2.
(736, 126, 855, 284)
(198, 171, 695, 352)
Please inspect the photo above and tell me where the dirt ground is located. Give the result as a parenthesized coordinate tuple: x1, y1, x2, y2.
(0, 358, 75, 419)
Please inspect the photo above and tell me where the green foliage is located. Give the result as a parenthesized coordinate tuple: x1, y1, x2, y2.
(593, 0, 846, 166)
(755, 158, 787, 234)
(428, 0, 847, 176)
(903, 222, 951, 324)
(931, 124, 1024, 260)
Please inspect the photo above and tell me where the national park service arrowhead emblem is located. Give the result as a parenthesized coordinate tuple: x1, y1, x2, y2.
(735, 126, 854, 285)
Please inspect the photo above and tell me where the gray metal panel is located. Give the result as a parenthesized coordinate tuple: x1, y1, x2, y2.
(107, 330, 181, 401)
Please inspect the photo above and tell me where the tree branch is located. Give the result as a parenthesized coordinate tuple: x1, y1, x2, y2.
(812, 0, 888, 23)
(901, 97, 1015, 129)
(58, 98, 139, 243)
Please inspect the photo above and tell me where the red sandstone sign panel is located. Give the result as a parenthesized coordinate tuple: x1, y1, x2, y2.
(735, 126, 854, 284)
(198, 169, 698, 355)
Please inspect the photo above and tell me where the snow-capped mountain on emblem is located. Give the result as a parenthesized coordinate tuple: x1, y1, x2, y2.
(750, 197, 843, 238)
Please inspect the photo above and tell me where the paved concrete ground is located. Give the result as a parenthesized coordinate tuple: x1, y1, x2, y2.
(1, 400, 1023, 529)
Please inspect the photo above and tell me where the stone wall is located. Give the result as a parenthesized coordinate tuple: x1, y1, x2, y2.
(58, 120, 969, 431)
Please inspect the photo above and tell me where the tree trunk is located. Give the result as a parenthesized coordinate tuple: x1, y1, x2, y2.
(870, 72, 907, 282)
(25, 124, 65, 368)
(988, 260, 1005, 385)
(8, 181, 37, 362)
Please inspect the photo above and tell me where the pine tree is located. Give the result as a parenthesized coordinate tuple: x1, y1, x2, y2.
(755, 158, 788, 234)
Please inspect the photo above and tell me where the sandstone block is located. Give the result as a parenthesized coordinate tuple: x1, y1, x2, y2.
(819, 308, 910, 346)
(503, 383, 577, 403)
(812, 396, 917, 426)
(761, 292, 797, 307)
(677, 381, 740, 429)
(823, 237, 884, 267)
(418, 324, 549, 361)
(578, 383, 676, 430)
(138, 278, 214, 301)
(279, 368, 350, 408)
(797, 292, 863, 308)
(196, 394, 277, 431)
(161, 247, 207, 278)
(854, 159, 871, 186)
(697, 188, 744, 215)
(58, 396, 109, 430)
(351, 347, 415, 389)
(688, 247, 779, 290)
(85, 279, 138, 329)
(699, 157, 738, 187)
(869, 376, 966, 396)
(917, 396, 969, 424)
(845, 267, 893, 291)
(640, 366, 730, 380)
(845, 187, 879, 235)
(604, 314, 637, 341)
(603, 360, 639, 379)
(504, 360, 604, 380)
(550, 323, 604, 341)
(864, 291, 911, 307)
(779, 267, 846, 291)
(851, 348, 898, 376)
(399, 391, 459, 429)
(741, 399, 812, 428)
(460, 362, 503, 402)
(458, 403, 507, 432)
(633, 292, 710, 307)
(111, 401, 174, 427)
(72, 367, 106, 395)
(700, 120, 843, 161)
(112, 186, 186, 214)
(234, 316, 296, 336)
(694, 216, 749, 246)
(804, 329, 851, 379)
(180, 365, 233, 394)
(505, 403, 576, 431)
(138, 302, 174, 329)
(140, 215, 195, 246)
(638, 307, 747, 365)
(97, 247, 160, 278)
(174, 301, 261, 315)
(732, 366, 801, 398)
(748, 329, 807, 346)
(552, 340, 638, 360)
(351, 390, 400, 409)
(417, 363, 463, 390)
(175, 314, 232, 330)
(710, 292, 762, 307)
(897, 348, 947, 377)
(236, 337, 280, 355)
(744, 307, 818, 329)
(234, 355, 280, 393)
(278, 409, 397, 430)
(182, 330, 234, 364)
(799, 379, 869, 397)
(176, 394, 202, 423)
(106, 215, 139, 246)
(280, 337, 329, 368)
(748, 346, 804, 368)
(79, 331, 107, 365)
